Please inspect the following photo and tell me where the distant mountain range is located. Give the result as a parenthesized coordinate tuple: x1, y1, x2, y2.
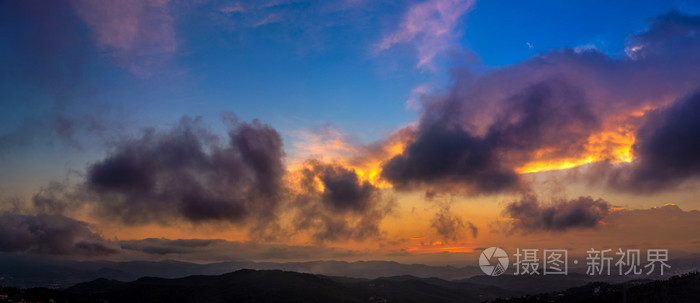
(63, 270, 514, 303)
(0, 254, 481, 288)
(2, 253, 699, 289)
(0, 269, 698, 303)
(2, 252, 700, 303)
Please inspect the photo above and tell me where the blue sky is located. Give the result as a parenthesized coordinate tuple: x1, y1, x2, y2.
(1, 0, 698, 195)
(2, 0, 697, 195)
(463, 0, 700, 65)
(3, 0, 700, 263)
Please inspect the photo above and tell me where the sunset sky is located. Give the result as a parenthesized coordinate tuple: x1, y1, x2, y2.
(2, 0, 700, 266)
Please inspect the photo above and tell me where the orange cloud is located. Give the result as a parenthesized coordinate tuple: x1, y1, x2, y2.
(288, 126, 415, 188)
(516, 105, 656, 174)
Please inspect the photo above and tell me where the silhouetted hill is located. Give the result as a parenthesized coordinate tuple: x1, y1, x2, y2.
(0, 285, 91, 303)
(244, 260, 482, 281)
(64, 269, 514, 303)
(2, 270, 699, 303)
(463, 272, 597, 294)
(486, 271, 700, 303)
(65, 277, 126, 295)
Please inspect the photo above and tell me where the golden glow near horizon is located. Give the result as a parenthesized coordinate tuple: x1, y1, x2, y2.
(405, 245, 476, 254)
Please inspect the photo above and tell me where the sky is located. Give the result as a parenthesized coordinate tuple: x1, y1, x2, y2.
(2, 0, 700, 266)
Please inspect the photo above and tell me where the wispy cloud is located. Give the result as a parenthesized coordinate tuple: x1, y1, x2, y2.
(220, 2, 246, 14)
(70, 0, 178, 76)
(287, 124, 360, 167)
(0, 213, 118, 256)
(375, 0, 476, 69)
(430, 203, 477, 242)
(405, 83, 431, 110)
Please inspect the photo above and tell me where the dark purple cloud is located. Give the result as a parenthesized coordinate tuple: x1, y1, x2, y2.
(621, 91, 700, 190)
(625, 10, 700, 60)
(381, 11, 700, 194)
(32, 180, 84, 215)
(27, 115, 395, 242)
(0, 213, 117, 256)
(85, 116, 285, 225)
(382, 79, 596, 193)
(293, 160, 392, 242)
(117, 237, 363, 262)
(430, 204, 477, 242)
(503, 196, 611, 232)
(120, 238, 224, 255)
(315, 163, 377, 212)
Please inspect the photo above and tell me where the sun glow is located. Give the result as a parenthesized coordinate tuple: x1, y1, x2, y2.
(516, 106, 654, 174)
(290, 106, 656, 182)
(516, 130, 635, 174)
(288, 129, 411, 189)
(353, 141, 407, 188)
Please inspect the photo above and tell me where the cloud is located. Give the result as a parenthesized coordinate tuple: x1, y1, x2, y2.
(610, 91, 700, 191)
(376, 0, 475, 68)
(604, 204, 700, 246)
(0, 1, 126, 155)
(430, 204, 476, 242)
(405, 83, 431, 110)
(503, 196, 611, 232)
(0, 110, 117, 156)
(118, 237, 362, 262)
(31, 180, 84, 215)
(287, 123, 361, 167)
(315, 163, 377, 212)
(382, 78, 597, 193)
(466, 221, 478, 238)
(25, 114, 397, 243)
(0, 0, 87, 102)
(220, 3, 245, 14)
(624, 10, 700, 60)
(70, 0, 177, 75)
(207, 0, 383, 54)
(379, 11, 700, 194)
(382, 122, 516, 192)
(120, 238, 224, 255)
(0, 213, 117, 256)
(84, 116, 285, 226)
(291, 160, 393, 242)
(2, 0, 178, 78)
